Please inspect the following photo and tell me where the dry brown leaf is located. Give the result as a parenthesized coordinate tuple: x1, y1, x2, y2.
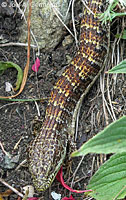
(0, 189, 13, 199)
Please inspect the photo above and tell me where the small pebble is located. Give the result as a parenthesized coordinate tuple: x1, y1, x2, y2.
(51, 191, 61, 200)
(62, 35, 74, 47)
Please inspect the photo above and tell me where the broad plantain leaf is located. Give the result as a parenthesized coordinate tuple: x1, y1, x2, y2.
(86, 153, 126, 200)
(71, 116, 126, 157)
(108, 60, 126, 73)
(0, 61, 23, 91)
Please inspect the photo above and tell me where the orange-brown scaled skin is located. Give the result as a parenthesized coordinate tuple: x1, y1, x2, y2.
(28, 0, 108, 191)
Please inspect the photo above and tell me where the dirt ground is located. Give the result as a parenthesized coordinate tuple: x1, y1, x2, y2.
(0, 2, 126, 200)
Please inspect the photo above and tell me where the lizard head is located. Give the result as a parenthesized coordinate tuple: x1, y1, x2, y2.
(28, 133, 67, 191)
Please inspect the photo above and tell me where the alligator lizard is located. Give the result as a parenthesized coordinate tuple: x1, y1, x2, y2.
(28, 0, 108, 191)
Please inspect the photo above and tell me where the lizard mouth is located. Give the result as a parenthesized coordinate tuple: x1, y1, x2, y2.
(32, 172, 57, 191)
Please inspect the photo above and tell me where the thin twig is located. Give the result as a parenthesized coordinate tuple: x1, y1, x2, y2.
(107, 74, 116, 120)
(48, 0, 64, 18)
(14, 0, 40, 56)
(75, 102, 81, 142)
(14, 136, 24, 150)
(100, 73, 109, 125)
(0, 178, 24, 198)
(81, 0, 94, 15)
(72, 0, 79, 47)
(90, 156, 95, 177)
(101, 73, 115, 122)
(70, 156, 85, 188)
(113, 185, 126, 200)
(0, 141, 10, 157)
(15, 159, 27, 171)
(65, 0, 73, 18)
(49, 0, 75, 38)
(34, 101, 40, 117)
(0, 102, 21, 110)
(0, 42, 36, 48)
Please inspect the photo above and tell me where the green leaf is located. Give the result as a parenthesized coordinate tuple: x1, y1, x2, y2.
(86, 153, 126, 200)
(0, 61, 23, 91)
(110, 12, 126, 20)
(99, 0, 126, 24)
(108, 60, 126, 73)
(71, 116, 126, 157)
(116, 29, 126, 40)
